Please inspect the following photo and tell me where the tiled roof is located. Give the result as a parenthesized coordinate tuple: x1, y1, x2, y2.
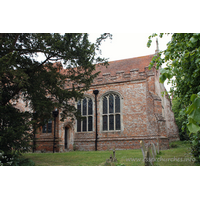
(60, 54, 154, 76)
(95, 54, 154, 76)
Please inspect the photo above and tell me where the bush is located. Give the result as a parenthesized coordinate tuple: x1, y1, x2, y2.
(190, 133, 200, 163)
(11, 157, 35, 166)
(0, 151, 13, 166)
(169, 143, 178, 148)
(0, 150, 35, 166)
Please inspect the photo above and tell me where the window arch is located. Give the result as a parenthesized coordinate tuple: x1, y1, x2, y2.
(102, 93, 121, 131)
(76, 97, 93, 132)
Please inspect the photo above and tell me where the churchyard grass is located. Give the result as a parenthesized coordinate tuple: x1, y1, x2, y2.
(22, 149, 143, 166)
(22, 141, 200, 166)
(154, 141, 200, 166)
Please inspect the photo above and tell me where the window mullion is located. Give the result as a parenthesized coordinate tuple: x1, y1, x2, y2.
(81, 99, 83, 132)
(114, 94, 115, 131)
(107, 96, 109, 131)
(86, 98, 88, 132)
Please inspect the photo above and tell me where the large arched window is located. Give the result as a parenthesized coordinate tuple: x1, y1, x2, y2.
(77, 97, 93, 132)
(102, 93, 121, 131)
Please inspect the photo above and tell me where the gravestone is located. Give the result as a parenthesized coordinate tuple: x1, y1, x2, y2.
(106, 150, 117, 164)
(151, 144, 155, 160)
(152, 143, 157, 157)
(140, 140, 146, 159)
(145, 150, 150, 166)
(112, 150, 117, 162)
(148, 144, 154, 166)
(156, 137, 160, 154)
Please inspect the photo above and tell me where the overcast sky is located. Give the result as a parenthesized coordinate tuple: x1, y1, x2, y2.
(89, 33, 172, 90)
(89, 33, 172, 62)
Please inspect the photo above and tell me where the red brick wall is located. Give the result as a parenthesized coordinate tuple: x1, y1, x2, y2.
(21, 55, 179, 152)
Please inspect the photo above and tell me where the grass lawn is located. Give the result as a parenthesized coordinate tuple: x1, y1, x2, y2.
(22, 141, 200, 166)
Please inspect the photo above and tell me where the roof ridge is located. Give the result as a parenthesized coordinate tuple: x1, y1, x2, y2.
(107, 54, 155, 63)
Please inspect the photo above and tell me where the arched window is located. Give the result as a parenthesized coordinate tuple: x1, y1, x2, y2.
(77, 97, 93, 132)
(102, 93, 121, 131)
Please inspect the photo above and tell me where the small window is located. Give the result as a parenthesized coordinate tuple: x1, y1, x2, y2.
(42, 120, 52, 133)
(102, 93, 121, 131)
(77, 97, 93, 132)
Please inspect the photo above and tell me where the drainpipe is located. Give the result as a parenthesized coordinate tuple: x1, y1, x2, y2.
(93, 90, 99, 151)
(32, 111, 36, 153)
(52, 108, 59, 153)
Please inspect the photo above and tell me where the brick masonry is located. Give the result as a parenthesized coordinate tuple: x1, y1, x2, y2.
(29, 54, 179, 152)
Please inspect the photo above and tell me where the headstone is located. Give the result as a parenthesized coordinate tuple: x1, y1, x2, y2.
(156, 137, 160, 154)
(112, 150, 117, 162)
(151, 144, 155, 159)
(148, 144, 154, 166)
(145, 150, 150, 166)
(113, 150, 115, 159)
(152, 143, 157, 156)
(140, 140, 146, 159)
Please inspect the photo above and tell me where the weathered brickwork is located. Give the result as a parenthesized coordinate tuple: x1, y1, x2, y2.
(27, 54, 179, 152)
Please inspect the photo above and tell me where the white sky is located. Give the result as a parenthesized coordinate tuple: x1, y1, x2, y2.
(89, 33, 171, 61)
(89, 33, 172, 91)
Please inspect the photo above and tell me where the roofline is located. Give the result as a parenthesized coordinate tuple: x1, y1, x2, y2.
(107, 54, 155, 64)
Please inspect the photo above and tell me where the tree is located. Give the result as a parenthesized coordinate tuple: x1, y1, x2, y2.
(147, 33, 200, 162)
(0, 33, 111, 159)
(171, 97, 189, 141)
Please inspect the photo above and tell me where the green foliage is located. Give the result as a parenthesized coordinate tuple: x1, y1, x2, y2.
(0, 104, 32, 154)
(185, 93, 200, 162)
(148, 33, 200, 104)
(169, 143, 178, 148)
(0, 33, 111, 158)
(11, 156, 35, 166)
(0, 150, 34, 166)
(190, 133, 200, 163)
(147, 33, 200, 161)
(186, 92, 200, 134)
(0, 150, 13, 166)
(172, 97, 189, 140)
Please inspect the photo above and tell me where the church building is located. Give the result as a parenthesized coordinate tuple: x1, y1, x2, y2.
(34, 53, 179, 152)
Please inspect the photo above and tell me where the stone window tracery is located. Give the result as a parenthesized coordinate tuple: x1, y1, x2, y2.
(102, 93, 121, 131)
(77, 97, 93, 132)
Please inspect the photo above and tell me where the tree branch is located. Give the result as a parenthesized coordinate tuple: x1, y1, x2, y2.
(10, 34, 20, 53)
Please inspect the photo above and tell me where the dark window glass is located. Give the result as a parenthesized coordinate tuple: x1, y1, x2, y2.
(109, 95, 114, 113)
(42, 124, 47, 133)
(103, 115, 107, 131)
(77, 98, 94, 132)
(103, 97, 107, 114)
(115, 95, 120, 113)
(47, 120, 52, 133)
(109, 115, 114, 130)
(116, 114, 121, 130)
(83, 117, 87, 131)
(88, 116, 92, 131)
(83, 98, 87, 116)
(77, 100, 81, 112)
(88, 99, 93, 115)
(77, 119, 81, 132)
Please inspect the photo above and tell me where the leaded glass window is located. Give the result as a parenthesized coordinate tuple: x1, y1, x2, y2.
(103, 97, 107, 114)
(42, 120, 52, 133)
(47, 120, 52, 133)
(77, 97, 93, 132)
(102, 93, 121, 131)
